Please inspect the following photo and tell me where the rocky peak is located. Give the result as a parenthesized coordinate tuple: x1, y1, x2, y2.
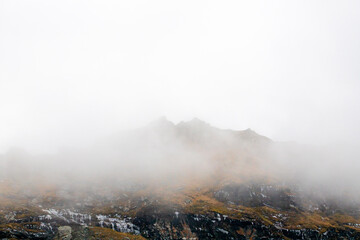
(176, 118, 211, 130)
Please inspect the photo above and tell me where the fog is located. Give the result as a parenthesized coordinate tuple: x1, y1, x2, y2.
(1, 0, 360, 154)
(0, 118, 360, 204)
(1, 1, 360, 202)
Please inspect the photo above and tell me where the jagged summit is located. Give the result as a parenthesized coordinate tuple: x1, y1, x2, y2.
(140, 117, 271, 148)
(184, 117, 209, 125)
(146, 117, 269, 143)
(148, 117, 212, 130)
(241, 127, 262, 136)
(176, 117, 211, 129)
(236, 128, 271, 144)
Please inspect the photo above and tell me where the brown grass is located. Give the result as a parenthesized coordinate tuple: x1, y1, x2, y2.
(90, 227, 146, 240)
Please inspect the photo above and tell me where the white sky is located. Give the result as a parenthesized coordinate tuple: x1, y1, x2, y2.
(1, 1, 360, 153)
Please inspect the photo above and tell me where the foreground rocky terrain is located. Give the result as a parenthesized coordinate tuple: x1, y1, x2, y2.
(1, 178, 360, 240)
(1, 118, 359, 239)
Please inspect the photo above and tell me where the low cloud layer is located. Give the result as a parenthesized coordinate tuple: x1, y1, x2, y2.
(1, 118, 359, 203)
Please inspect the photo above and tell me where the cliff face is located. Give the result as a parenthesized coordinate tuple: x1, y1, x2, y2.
(0, 119, 360, 239)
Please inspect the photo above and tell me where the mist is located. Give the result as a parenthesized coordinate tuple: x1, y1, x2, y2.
(1, 1, 360, 154)
(1, 2, 360, 238)
(0, 117, 359, 204)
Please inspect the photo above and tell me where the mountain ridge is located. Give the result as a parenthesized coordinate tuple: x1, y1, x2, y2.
(0, 119, 360, 239)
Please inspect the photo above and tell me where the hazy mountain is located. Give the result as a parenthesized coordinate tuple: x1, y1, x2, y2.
(0, 119, 360, 239)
